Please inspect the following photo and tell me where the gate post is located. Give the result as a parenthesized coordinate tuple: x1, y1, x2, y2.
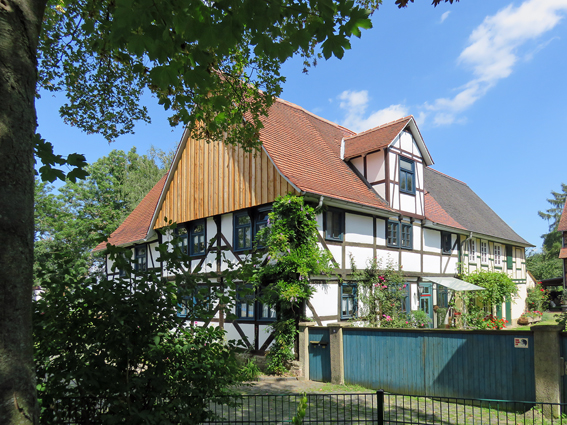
(533, 324, 563, 418)
(298, 322, 313, 381)
(328, 322, 344, 385)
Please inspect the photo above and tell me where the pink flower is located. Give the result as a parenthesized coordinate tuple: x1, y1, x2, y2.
(403, 284, 406, 288)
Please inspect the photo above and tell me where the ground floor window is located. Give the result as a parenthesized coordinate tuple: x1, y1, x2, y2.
(341, 283, 357, 319)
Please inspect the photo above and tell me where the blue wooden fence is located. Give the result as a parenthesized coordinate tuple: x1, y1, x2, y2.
(342, 328, 535, 400)
(561, 334, 567, 404)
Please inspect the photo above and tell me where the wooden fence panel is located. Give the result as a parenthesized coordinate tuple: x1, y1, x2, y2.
(343, 328, 535, 400)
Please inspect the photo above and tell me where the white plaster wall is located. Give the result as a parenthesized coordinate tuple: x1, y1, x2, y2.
(148, 241, 160, 269)
(389, 151, 398, 181)
(351, 157, 364, 176)
(413, 224, 422, 251)
(376, 250, 398, 268)
(400, 131, 413, 152)
(316, 212, 323, 231)
(416, 162, 424, 190)
(376, 218, 386, 246)
(423, 228, 441, 253)
(400, 193, 416, 214)
(221, 213, 233, 247)
(346, 246, 374, 269)
(327, 244, 343, 268)
(401, 251, 421, 272)
(220, 251, 239, 271)
(412, 139, 422, 158)
(390, 183, 399, 210)
(511, 284, 528, 322)
(391, 135, 400, 149)
(223, 323, 241, 343)
(441, 256, 458, 275)
(258, 324, 273, 349)
(423, 254, 440, 273)
(309, 283, 338, 317)
(410, 283, 419, 310)
(203, 252, 216, 272)
(373, 183, 386, 200)
(345, 213, 373, 244)
(366, 151, 385, 182)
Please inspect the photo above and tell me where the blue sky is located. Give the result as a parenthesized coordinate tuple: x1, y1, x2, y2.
(36, 0, 567, 251)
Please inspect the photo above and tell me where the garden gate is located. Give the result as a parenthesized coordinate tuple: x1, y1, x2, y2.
(308, 327, 331, 382)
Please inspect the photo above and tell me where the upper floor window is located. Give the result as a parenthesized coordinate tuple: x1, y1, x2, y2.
(325, 208, 344, 242)
(441, 231, 452, 254)
(469, 239, 476, 262)
(494, 244, 502, 266)
(135, 245, 147, 271)
(341, 283, 357, 319)
(174, 227, 188, 256)
(480, 241, 488, 264)
(189, 220, 206, 256)
(399, 157, 415, 195)
(234, 212, 252, 251)
(387, 221, 412, 249)
(254, 207, 271, 248)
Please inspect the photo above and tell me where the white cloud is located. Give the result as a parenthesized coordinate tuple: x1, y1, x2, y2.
(338, 90, 409, 132)
(440, 11, 451, 23)
(428, 0, 567, 125)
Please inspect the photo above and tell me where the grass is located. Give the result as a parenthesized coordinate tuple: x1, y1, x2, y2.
(507, 312, 563, 331)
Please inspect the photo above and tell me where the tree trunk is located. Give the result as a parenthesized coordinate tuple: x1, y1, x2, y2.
(0, 0, 46, 423)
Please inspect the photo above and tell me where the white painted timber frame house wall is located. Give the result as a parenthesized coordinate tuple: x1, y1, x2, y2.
(99, 99, 534, 352)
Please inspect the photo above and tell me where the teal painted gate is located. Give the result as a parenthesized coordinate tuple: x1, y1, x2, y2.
(561, 334, 567, 404)
(309, 328, 331, 382)
(343, 328, 535, 400)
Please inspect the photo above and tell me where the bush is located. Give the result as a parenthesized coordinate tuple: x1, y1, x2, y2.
(526, 284, 549, 312)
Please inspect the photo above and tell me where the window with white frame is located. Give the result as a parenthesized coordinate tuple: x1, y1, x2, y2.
(469, 239, 476, 262)
(494, 244, 502, 266)
(480, 241, 488, 263)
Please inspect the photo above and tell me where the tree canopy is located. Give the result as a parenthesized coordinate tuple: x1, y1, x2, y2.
(1, 0, 459, 422)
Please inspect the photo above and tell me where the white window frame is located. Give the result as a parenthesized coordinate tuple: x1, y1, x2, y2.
(480, 241, 488, 264)
(494, 244, 502, 266)
(469, 239, 476, 262)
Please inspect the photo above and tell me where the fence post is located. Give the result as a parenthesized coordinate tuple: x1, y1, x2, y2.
(298, 322, 312, 380)
(328, 322, 344, 385)
(532, 324, 563, 418)
(376, 389, 384, 425)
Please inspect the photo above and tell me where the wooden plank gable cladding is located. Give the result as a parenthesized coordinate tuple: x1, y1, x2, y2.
(155, 134, 299, 228)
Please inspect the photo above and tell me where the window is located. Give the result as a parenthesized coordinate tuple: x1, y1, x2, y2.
(469, 239, 476, 262)
(399, 157, 415, 195)
(189, 220, 206, 256)
(401, 223, 412, 249)
(259, 302, 277, 321)
(325, 209, 344, 241)
(494, 244, 502, 266)
(401, 283, 410, 313)
(234, 212, 252, 251)
(254, 207, 271, 248)
(341, 283, 357, 319)
(236, 286, 255, 319)
(387, 220, 399, 247)
(178, 286, 210, 319)
(480, 241, 488, 264)
(441, 231, 452, 254)
(135, 245, 147, 271)
(174, 227, 188, 256)
(506, 245, 513, 269)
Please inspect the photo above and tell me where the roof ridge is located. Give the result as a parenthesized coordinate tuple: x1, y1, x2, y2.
(275, 98, 356, 136)
(344, 115, 413, 141)
(427, 167, 467, 186)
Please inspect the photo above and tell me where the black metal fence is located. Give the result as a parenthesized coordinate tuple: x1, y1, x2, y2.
(44, 391, 567, 424)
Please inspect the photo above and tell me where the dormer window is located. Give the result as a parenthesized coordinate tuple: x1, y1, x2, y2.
(399, 157, 415, 195)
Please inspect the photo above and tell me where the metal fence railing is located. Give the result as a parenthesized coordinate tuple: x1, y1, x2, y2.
(42, 391, 567, 424)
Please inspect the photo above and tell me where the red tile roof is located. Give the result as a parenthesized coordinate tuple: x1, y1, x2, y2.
(93, 173, 168, 251)
(343, 116, 412, 159)
(424, 191, 466, 230)
(558, 199, 567, 232)
(560, 248, 567, 259)
(261, 99, 392, 211)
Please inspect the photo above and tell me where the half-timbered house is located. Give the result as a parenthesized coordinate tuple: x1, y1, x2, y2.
(95, 98, 533, 350)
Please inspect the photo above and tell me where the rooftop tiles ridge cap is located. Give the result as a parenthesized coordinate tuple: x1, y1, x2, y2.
(427, 167, 467, 186)
(344, 115, 413, 141)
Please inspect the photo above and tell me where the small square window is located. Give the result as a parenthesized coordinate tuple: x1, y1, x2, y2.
(190, 220, 206, 256)
(441, 232, 452, 254)
(234, 212, 252, 251)
(399, 157, 415, 195)
(325, 209, 344, 241)
(341, 283, 357, 319)
(387, 221, 399, 247)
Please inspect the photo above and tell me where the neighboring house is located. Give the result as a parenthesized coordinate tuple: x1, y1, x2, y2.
(95, 98, 533, 350)
(558, 199, 567, 289)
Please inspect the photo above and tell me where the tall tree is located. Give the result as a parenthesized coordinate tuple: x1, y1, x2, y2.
(527, 184, 567, 281)
(0, 0, 457, 422)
